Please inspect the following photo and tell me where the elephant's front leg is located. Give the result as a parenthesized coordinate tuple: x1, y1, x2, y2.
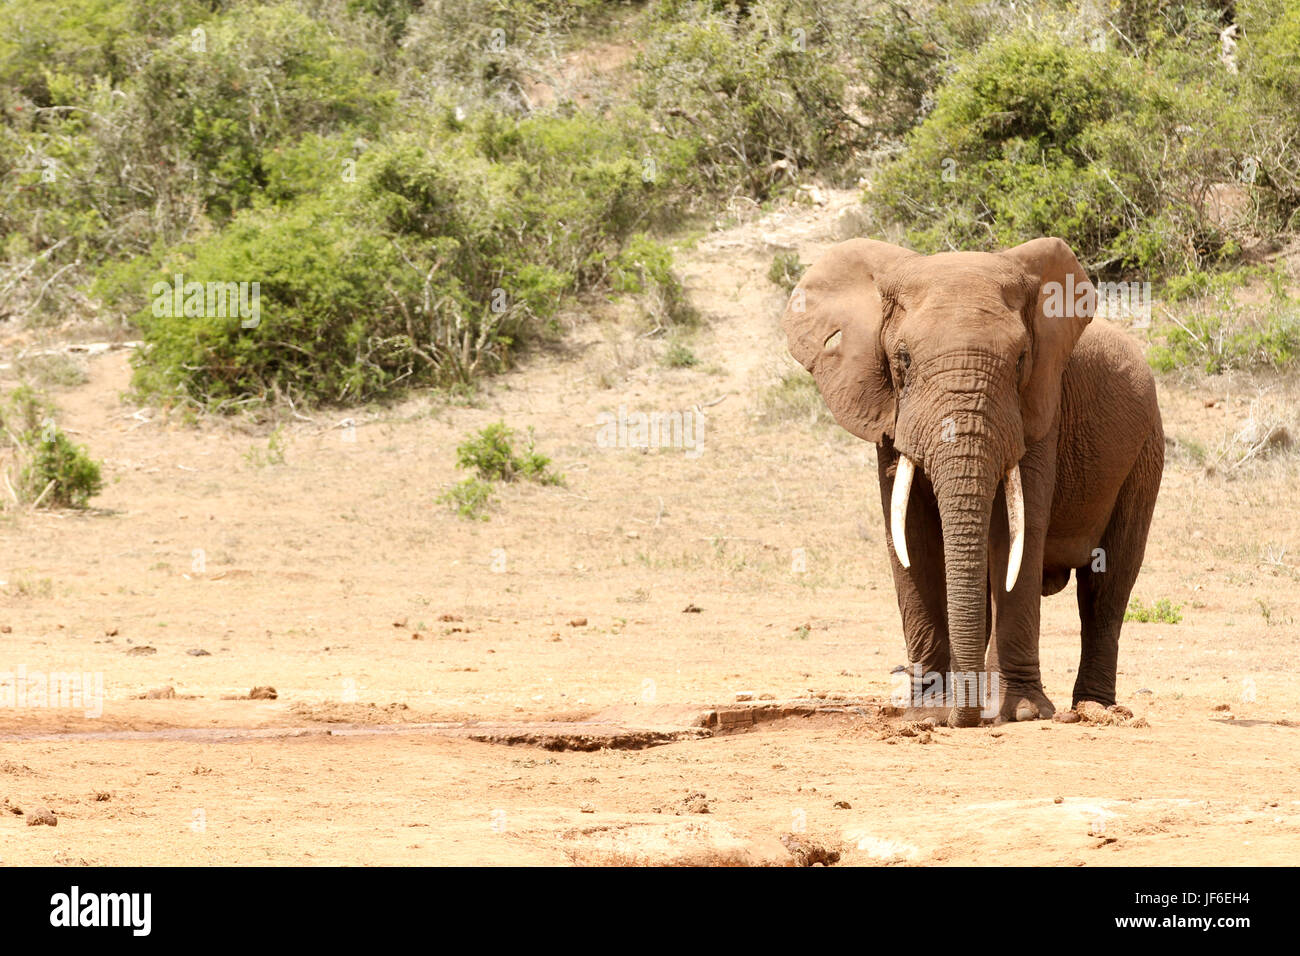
(877, 442, 955, 717)
(986, 436, 1056, 722)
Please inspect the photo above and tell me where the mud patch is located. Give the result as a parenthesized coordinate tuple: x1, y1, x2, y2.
(556, 820, 843, 866)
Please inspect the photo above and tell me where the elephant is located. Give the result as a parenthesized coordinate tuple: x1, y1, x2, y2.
(781, 236, 1163, 727)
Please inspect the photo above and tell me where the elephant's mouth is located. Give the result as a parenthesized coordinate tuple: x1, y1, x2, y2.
(890, 455, 1025, 592)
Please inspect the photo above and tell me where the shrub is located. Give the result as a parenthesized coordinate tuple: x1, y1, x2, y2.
(20, 429, 104, 507)
(1124, 597, 1184, 624)
(608, 234, 698, 328)
(439, 421, 561, 519)
(128, 106, 695, 407)
(635, 0, 866, 197)
(454, 422, 562, 485)
(398, 0, 608, 112)
(767, 250, 804, 291)
(865, 30, 1248, 277)
(1149, 264, 1300, 374)
(437, 477, 496, 520)
(1, 386, 103, 508)
(0, 0, 226, 103)
(662, 340, 699, 368)
(122, 1, 394, 220)
(1236, 0, 1300, 229)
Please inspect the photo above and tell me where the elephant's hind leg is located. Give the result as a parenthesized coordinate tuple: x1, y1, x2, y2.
(1073, 430, 1163, 708)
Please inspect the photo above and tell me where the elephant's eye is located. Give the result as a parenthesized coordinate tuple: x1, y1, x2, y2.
(897, 346, 911, 373)
(1016, 349, 1027, 383)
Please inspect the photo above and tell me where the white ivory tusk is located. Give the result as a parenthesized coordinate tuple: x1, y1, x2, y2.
(891, 455, 915, 569)
(1005, 463, 1024, 592)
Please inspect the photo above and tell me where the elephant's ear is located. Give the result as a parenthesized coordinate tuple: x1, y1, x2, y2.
(1003, 237, 1096, 444)
(781, 238, 917, 444)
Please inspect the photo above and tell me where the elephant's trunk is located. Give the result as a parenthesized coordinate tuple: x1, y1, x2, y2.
(934, 468, 995, 727)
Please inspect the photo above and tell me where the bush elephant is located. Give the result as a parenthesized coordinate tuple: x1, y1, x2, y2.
(782, 237, 1163, 727)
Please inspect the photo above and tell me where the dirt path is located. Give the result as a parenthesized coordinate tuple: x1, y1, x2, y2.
(1, 192, 1297, 865)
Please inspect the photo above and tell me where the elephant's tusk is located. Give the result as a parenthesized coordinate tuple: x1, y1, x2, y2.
(1005, 463, 1024, 592)
(891, 455, 914, 569)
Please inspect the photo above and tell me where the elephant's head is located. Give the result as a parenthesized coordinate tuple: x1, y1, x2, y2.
(782, 237, 1095, 726)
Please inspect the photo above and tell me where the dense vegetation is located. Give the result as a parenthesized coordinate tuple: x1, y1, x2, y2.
(3, 0, 1299, 413)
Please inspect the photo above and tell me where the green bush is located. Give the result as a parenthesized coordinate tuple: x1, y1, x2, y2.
(123, 1, 394, 220)
(1149, 262, 1300, 374)
(454, 422, 562, 485)
(662, 339, 699, 368)
(1237, 0, 1300, 228)
(398, 0, 608, 112)
(439, 421, 561, 519)
(128, 104, 696, 407)
(0, 0, 227, 102)
(767, 250, 804, 291)
(437, 477, 496, 520)
(608, 234, 698, 328)
(1149, 307, 1300, 374)
(1, 385, 103, 508)
(1124, 597, 1184, 624)
(21, 429, 104, 507)
(635, 0, 865, 196)
(866, 30, 1247, 277)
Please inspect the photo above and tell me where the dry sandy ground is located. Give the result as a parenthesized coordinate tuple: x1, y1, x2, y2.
(1, 192, 1297, 866)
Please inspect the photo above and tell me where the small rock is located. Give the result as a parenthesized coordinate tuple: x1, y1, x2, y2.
(105, 627, 119, 636)
(1134, 688, 1154, 696)
(890, 664, 908, 674)
(144, 686, 175, 700)
(579, 802, 595, 814)
(187, 648, 211, 657)
(678, 792, 709, 814)
(124, 645, 156, 656)
(833, 800, 851, 810)
(393, 618, 407, 628)
(94, 792, 112, 802)
(758, 692, 775, 700)
(1054, 797, 1064, 804)
(25, 807, 57, 827)
(918, 717, 938, 730)
(734, 691, 754, 702)
(1212, 703, 1231, 712)
(0, 625, 11, 634)
(248, 686, 277, 700)
(1052, 710, 1081, 724)
(568, 617, 587, 627)
(682, 603, 702, 613)
(438, 613, 463, 622)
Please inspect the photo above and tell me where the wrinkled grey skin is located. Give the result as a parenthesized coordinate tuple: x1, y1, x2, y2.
(782, 237, 1163, 727)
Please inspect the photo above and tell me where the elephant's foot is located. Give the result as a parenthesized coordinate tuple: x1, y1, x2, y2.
(993, 681, 1056, 724)
(900, 705, 953, 724)
(899, 705, 989, 728)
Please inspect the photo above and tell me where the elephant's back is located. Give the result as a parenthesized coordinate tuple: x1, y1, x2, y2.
(1049, 320, 1162, 556)
(1070, 319, 1161, 426)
